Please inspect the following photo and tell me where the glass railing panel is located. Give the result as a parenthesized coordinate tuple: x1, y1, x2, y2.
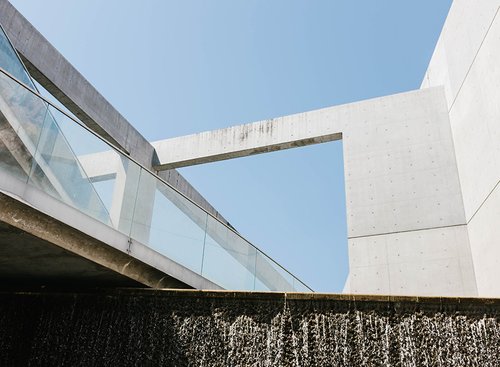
(292, 278, 312, 293)
(0, 71, 45, 143)
(28, 105, 111, 225)
(49, 106, 142, 233)
(254, 251, 295, 292)
(130, 172, 207, 274)
(0, 67, 313, 292)
(202, 215, 257, 290)
(0, 71, 48, 183)
(0, 26, 33, 88)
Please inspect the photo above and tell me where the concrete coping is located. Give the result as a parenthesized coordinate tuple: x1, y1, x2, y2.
(4, 289, 500, 314)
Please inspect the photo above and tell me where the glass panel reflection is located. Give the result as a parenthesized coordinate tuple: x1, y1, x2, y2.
(130, 173, 207, 274)
(0, 72, 47, 182)
(254, 251, 295, 292)
(202, 215, 257, 290)
(28, 106, 110, 224)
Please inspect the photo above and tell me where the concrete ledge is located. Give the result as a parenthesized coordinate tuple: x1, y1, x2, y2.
(14, 288, 499, 310)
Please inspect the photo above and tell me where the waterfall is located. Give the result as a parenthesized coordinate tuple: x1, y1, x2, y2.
(0, 290, 498, 366)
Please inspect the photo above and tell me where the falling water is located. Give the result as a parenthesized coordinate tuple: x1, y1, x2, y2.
(0, 290, 498, 366)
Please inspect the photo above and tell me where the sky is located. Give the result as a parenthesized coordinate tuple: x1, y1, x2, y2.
(10, 0, 453, 292)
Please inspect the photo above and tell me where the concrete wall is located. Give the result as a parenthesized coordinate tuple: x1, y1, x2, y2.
(341, 87, 475, 296)
(151, 0, 500, 297)
(422, 0, 500, 296)
(151, 87, 477, 296)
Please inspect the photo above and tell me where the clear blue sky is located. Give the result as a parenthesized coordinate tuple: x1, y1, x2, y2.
(10, 0, 452, 292)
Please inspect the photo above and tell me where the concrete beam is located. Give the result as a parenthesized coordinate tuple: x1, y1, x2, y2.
(78, 150, 118, 183)
(159, 169, 234, 227)
(0, 189, 187, 289)
(151, 87, 467, 238)
(152, 120, 342, 170)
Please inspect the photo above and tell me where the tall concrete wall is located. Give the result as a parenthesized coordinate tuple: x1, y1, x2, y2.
(422, 0, 500, 296)
(151, 87, 478, 297)
(340, 88, 475, 296)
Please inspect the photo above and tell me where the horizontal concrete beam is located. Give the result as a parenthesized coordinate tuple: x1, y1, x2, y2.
(0, 188, 188, 289)
(152, 87, 443, 171)
(78, 150, 118, 182)
(152, 118, 342, 170)
(152, 89, 433, 171)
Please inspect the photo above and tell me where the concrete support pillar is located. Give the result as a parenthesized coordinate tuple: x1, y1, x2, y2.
(79, 153, 156, 243)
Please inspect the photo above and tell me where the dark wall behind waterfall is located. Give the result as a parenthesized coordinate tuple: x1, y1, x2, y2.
(0, 289, 499, 366)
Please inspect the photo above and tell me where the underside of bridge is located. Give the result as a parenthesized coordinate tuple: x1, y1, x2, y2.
(0, 221, 142, 288)
(0, 190, 190, 289)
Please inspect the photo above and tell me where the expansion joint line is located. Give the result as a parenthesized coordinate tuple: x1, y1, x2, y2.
(466, 179, 500, 225)
(448, 6, 500, 113)
(347, 223, 466, 240)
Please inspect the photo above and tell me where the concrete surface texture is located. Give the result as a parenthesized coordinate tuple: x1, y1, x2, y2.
(153, 87, 475, 297)
(93, 85, 477, 295)
(421, 0, 500, 297)
(0, 172, 217, 289)
(0, 33, 299, 292)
